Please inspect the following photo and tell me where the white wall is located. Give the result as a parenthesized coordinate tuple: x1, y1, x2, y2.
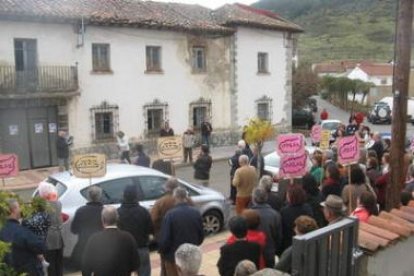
(347, 67, 393, 86)
(235, 27, 290, 127)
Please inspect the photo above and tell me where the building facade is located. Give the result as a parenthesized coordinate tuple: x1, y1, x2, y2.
(0, 0, 301, 169)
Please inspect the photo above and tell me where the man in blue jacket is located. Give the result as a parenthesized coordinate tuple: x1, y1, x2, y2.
(0, 198, 45, 275)
(159, 187, 204, 276)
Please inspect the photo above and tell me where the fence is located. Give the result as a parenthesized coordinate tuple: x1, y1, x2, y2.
(291, 217, 360, 276)
(0, 65, 78, 94)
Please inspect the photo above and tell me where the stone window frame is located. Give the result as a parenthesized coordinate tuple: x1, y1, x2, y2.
(143, 99, 169, 137)
(90, 101, 119, 143)
(255, 95, 272, 121)
(189, 97, 212, 131)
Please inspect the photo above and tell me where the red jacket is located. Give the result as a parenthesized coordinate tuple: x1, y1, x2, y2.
(227, 230, 266, 269)
(320, 110, 328, 120)
(351, 207, 370, 222)
(375, 172, 389, 207)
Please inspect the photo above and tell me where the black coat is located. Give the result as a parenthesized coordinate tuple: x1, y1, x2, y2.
(250, 154, 265, 177)
(82, 228, 138, 276)
(217, 240, 260, 276)
(56, 136, 69, 159)
(117, 202, 153, 248)
(280, 203, 314, 251)
(134, 153, 150, 167)
(229, 152, 241, 177)
(201, 122, 212, 136)
(71, 202, 104, 267)
(193, 154, 212, 180)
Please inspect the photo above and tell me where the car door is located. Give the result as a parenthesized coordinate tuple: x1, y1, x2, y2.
(87, 177, 138, 205)
(136, 175, 169, 209)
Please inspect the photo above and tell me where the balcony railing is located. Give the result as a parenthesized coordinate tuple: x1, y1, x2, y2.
(0, 65, 79, 95)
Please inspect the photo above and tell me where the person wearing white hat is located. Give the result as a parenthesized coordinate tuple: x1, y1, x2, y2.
(321, 195, 346, 225)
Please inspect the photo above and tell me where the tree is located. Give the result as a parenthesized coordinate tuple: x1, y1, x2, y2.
(292, 64, 319, 108)
(243, 118, 275, 179)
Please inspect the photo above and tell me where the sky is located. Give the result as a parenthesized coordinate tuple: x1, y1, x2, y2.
(147, 0, 258, 9)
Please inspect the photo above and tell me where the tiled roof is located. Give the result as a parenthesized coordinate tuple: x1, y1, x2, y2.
(0, 0, 302, 34)
(358, 201, 414, 253)
(212, 3, 303, 32)
(313, 60, 372, 74)
(358, 63, 393, 76)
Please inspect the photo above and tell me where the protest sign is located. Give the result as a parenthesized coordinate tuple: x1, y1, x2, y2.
(279, 152, 308, 178)
(311, 125, 322, 144)
(0, 154, 19, 178)
(73, 154, 106, 178)
(319, 130, 331, 151)
(276, 133, 305, 155)
(157, 136, 183, 159)
(338, 135, 360, 165)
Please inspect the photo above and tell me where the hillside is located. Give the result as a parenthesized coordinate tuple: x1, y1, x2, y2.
(253, 0, 396, 63)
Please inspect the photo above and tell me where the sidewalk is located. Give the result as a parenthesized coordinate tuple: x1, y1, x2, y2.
(0, 141, 275, 191)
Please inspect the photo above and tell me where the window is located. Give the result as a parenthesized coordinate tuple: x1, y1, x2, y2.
(90, 101, 119, 142)
(146, 46, 162, 72)
(381, 78, 387, 85)
(143, 99, 168, 136)
(14, 39, 37, 71)
(137, 176, 168, 200)
(192, 47, 206, 72)
(92, 43, 111, 72)
(189, 98, 211, 130)
(258, 52, 269, 73)
(147, 109, 163, 132)
(256, 96, 272, 121)
(81, 178, 136, 204)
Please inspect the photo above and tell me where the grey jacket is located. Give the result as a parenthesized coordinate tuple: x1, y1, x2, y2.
(46, 201, 63, 250)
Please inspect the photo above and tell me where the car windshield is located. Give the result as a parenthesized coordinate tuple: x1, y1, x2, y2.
(322, 122, 340, 130)
(264, 154, 280, 168)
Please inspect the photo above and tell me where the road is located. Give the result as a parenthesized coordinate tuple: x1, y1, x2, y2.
(315, 96, 414, 137)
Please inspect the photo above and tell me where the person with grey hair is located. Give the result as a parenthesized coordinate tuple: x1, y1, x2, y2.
(82, 206, 138, 276)
(234, 260, 258, 276)
(159, 187, 204, 276)
(251, 188, 282, 267)
(71, 186, 104, 269)
(175, 243, 202, 276)
(321, 195, 346, 225)
(259, 176, 283, 212)
(233, 154, 257, 214)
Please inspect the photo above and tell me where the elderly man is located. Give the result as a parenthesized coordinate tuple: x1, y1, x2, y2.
(159, 187, 204, 276)
(71, 186, 104, 269)
(82, 206, 138, 276)
(175, 243, 203, 276)
(56, 130, 70, 171)
(232, 154, 257, 214)
(250, 188, 282, 267)
(0, 198, 45, 275)
(321, 195, 346, 225)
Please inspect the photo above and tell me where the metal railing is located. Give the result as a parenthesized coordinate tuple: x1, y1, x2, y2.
(0, 65, 78, 94)
(292, 217, 360, 276)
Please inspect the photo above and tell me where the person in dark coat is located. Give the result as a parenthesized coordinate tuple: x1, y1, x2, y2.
(250, 188, 282, 267)
(71, 186, 104, 269)
(56, 130, 70, 171)
(0, 198, 46, 275)
(118, 185, 153, 276)
(160, 121, 174, 137)
(258, 175, 284, 212)
(250, 145, 265, 178)
(229, 149, 242, 204)
(217, 216, 260, 276)
(200, 120, 213, 147)
(193, 144, 212, 186)
(159, 187, 204, 276)
(369, 133, 384, 164)
(302, 174, 326, 227)
(82, 206, 138, 276)
(321, 163, 342, 200)
(133, 144, 151, 167)
(280, 185, 314, 252)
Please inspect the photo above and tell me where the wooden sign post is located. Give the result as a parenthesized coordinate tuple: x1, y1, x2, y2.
(319, 130, 331, 151)
(72, 154, 107, 185)
(0, 154, 19, 187)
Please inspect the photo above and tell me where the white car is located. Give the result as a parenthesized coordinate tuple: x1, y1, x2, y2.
(35, 164, 230, 258)
(321, 119, 342, 141)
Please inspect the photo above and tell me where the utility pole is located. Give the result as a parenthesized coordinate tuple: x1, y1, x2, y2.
(387, 0, 414, 210)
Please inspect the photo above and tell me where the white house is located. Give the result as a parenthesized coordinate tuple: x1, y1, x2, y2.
(347, 63, 393, 87)
(0, 0, 302, 169)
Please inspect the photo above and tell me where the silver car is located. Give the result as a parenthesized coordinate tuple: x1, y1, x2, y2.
(37, 164, 230, 258)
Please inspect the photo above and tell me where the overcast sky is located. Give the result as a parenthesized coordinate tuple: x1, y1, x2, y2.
(147, 0, 258, 9)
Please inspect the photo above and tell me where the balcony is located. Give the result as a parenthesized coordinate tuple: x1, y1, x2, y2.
(0, 65, 79, 98)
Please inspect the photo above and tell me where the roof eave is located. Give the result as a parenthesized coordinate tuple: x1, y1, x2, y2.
(224, 21, 304, 33)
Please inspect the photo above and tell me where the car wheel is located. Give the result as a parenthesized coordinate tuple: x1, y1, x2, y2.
(203, 210, 223, 235)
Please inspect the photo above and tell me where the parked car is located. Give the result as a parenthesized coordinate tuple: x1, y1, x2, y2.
(321, 119, 342, 142)
(292, 108, 315, 129)
(368, 102, 392, 124)
(306, 98, 318, 112)
(34, 164, 230, 258)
